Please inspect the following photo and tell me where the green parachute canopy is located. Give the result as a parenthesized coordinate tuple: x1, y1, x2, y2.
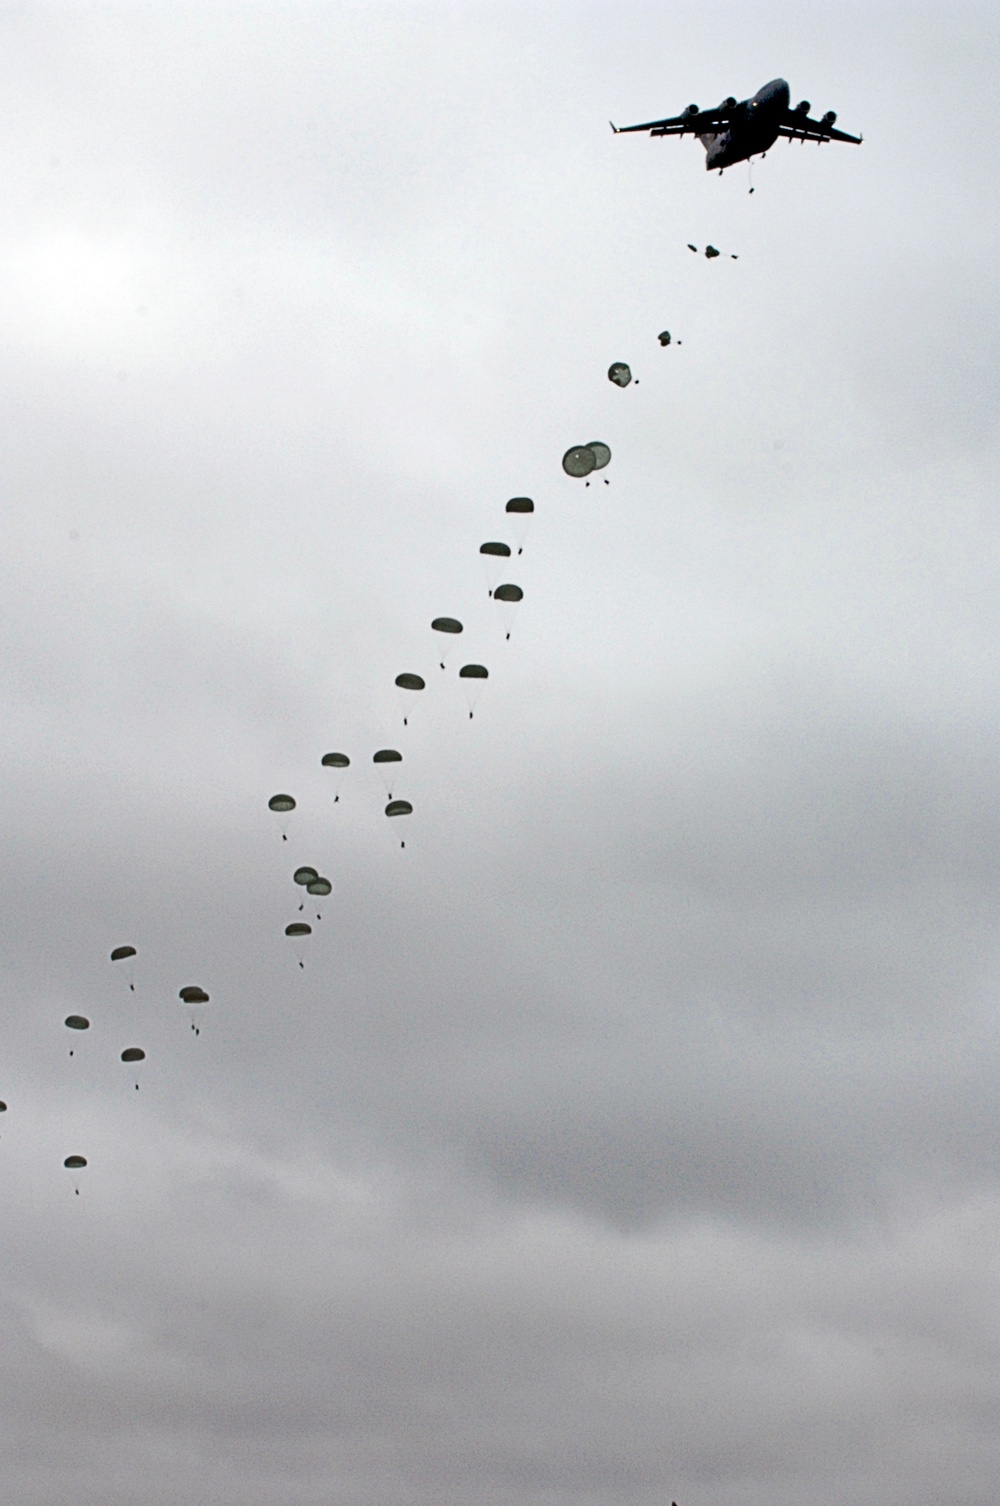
(493, 583, 523, 603)
(506, 497, 534, 514)
(306, 877, 332, 897)
(608, 362, 632, 387)
(0, 1102, 6, 1113)
(179, 986, 209, 1004)
(431, 617, 463, 634)
(64, 1015, 89, 1031)
(459, 664, 488, 680)
(293, 866, 319, 886)
(268, 794, 296, 813)
(64, 1156, 87, 1169)
(705, 245, 720, 258)
(121, 1048, 145, 1063)
(563, 446, 596, 478)
(394, 673, 425, 691)
(385, 800, 413, 817)
(321, 752, 350, 769)
(658, 330, 671, 346)
(480, 541, 511, 558)
(373, 749, 402, 764)
(285, 922, 312, 937)
(110, 945, 136, 962)
(586, 441, 611, 470)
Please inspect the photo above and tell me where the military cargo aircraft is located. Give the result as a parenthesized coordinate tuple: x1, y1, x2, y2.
(611, 78, 861, 171)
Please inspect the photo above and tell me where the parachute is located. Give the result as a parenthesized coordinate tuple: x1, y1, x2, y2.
(373, 748, 403, 798)
(394, 672, 425, 726)
(385, 800, 412, 817)
(505, 497, 534, 555)
(459, 663, 489, 720)
(64, 1154, 87, 1192)
(480, 541, 512, 595)
(306, 877, 331, 895)
(178, 986, 209, 1004)
(293, 866, 320, 886)
(563, 445, 596, 478)
(121, 1046, 145, 1089)
(64, 1014, 89, 1054)
(658, 330, 672, 346)
(608, 362, 632, 387)
(110, 943, 137, 992)
(493, 583, 523, 641)
(285, 921, 312, 968)
(705, 245, 720, 258)
(268, 793, 296, 840)
(320, 752, 349, 802)
(586, 441, 611, 469)
(431, 617, 463, 668)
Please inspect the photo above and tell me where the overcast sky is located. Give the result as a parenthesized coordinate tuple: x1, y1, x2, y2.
(1, 3, 999, 1503)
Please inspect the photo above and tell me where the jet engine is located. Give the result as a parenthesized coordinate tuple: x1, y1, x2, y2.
(795, 100, 811, 114)
(721, 96, 737, 109)
(684, 103, 699, 117)
(820, 110, 837, 127)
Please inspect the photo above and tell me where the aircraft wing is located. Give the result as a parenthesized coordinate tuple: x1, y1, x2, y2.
(611, 107, 732, 137)
(777, 111, 861, 144)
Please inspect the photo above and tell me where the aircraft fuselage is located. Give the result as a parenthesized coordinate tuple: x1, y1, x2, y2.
(699, 77, 789, 170)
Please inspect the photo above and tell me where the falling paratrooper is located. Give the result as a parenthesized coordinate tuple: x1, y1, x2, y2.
(505, 497, 534, 556)
(110, 944, 137, 991)
(394, 672, 425, 726)
(373, 748, 403, 798)
(493, 583, 523, 639)
(64, 1154, 87, 1194)
(480, 540, 511, 596)
(459, 663, 488, 719)
(64, 1014, 89, 1056)
(121, 1046, 145, 1090)
(431, 617, 463, 669)
(268, 793, 296, 840)
(285, 921, 311, 968)
(320, 752, 350, 801)
(385, 799, 412, 849)
(178, 985, 209, 1035)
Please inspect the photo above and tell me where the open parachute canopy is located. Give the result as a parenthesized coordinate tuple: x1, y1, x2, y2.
(306, 877, 332, 896)
(506, 497, 534, 514)
(64, 1155, 87, 1169)
(121, 1048, 145, 1063)
(563, 445, 596, 477)
(268, 794, 296, 813)
(394, 673, 425, 691)
(0, 1102, 6, 1112)
(586, 441, 611, 469)
(385, 800, 412, 817)
(373, 748, 402, 764)
(431, 617, 463, 635)
(480, 541, 511, 558)
(608, 362, 632, 387)
(493, 583, 523, 603)
(321, 752, 350, 769)
(110, 945, 136, 962)
(658, 330, 672, 346)
(285, 922, 312, 937)
(293, 866, 319, 887)
(179, 986, 209, 1005)
(64, 1015, 89, 1031)
(459, 664, 488, 680)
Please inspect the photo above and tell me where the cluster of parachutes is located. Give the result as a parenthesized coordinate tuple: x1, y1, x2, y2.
(36, 285, 688, 1193)
(260, 495, 544, 971)
(53, 946, 213, 1189)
